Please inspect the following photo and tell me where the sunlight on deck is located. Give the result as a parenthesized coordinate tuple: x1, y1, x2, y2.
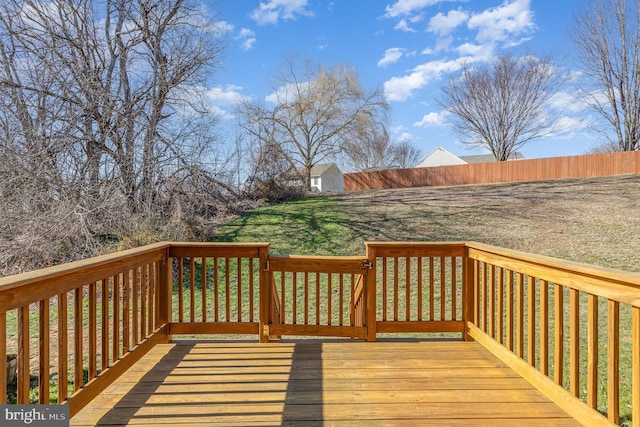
(71, 341, 580, 426)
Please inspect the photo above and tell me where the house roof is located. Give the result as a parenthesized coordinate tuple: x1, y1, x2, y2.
(310, 163, 338, 176)
(458, 152, 525, 163)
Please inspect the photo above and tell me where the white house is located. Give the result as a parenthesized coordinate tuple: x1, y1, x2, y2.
(309, 163, 344, 192)
(415, 146, 524, 168)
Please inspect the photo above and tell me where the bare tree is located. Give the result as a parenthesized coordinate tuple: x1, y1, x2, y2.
(439, 54, 560, 161)
(343, 120, 422, 171)
(573, 0, 640, 151)
(238, 58, 388, 190)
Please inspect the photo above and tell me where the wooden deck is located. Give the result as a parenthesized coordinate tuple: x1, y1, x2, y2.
(71, 340, 582, 426)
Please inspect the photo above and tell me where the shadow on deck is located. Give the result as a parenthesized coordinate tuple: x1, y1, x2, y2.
(71, 340, 580, 426)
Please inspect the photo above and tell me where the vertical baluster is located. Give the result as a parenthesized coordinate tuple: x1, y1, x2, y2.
(632, 306, 639, 427)
(607, 299, 619, 424)
(58, 293, 68, 403)
(328, 274, 333, 326)
(132, 269, 139, 346)
(178, 259, 184, 323)
(101, 279, 109, 371)
(382, 258, 388, 322)
(406, 257, 411, 321)
(451, 257, 457, 321)
(190, 258, 196, 323)
(315, 272, 320, 325)
(17, 305, 30, 403)
(339, 274, 344, 326)
(293, 272, 298, 325)
(280, 272, 286, 324)
(123, 272, 130, 353)
(393, 257, 399, 322)
(202, 258, 208, 322)
(516, 273, 524, 359)
(112, 275, 120, 363)
(74, 287, 83, 392)
(489, 264, 495, 337)
(225, 258, 231, 322)
(473, 260, 480, 329)
(140, 266, 147, 339)
(417, 257, 423, 321)
(482, 263, 488, 332)
(0, 312, 6, 403)
(440, 257, 446, 321)
(587, 294, 598, 409)
(249, 259, 255, 323)
(570, 289, 580, 398)
(527, 276, 536, 367)
(554, 284, 564, 386)
(506, 270, 514, 351)
(214, 258, 219, 322)
(39, 299, 50, 403)
(497, 267, 504, 343)
(152, 263, 159, 330)
(429, 257, 435, 322)
(304, 272, 309, 325)
(540, 280, 549, 375)
(89, 282, 97, 381)
(237, 258, 242, 322)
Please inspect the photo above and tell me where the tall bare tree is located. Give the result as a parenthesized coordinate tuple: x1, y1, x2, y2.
(239, 58, 388, 190)
(438, 54, 560, 161)
(342, 119, 422, 171)
(0, 0, 225, 271)
(573, 0, 640, 151)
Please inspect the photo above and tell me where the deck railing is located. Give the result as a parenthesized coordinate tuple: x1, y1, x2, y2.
(0, 241, 638, 426)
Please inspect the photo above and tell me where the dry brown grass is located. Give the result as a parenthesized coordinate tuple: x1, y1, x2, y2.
(331, 174, 640, 271)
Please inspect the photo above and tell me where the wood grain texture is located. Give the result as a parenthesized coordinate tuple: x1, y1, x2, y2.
(70, 341, 583, 427)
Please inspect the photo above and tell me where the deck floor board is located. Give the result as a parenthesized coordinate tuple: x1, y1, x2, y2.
(71, 341, 582, 426)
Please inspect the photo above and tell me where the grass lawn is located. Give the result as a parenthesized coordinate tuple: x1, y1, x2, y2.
(215, 174, 640, 270)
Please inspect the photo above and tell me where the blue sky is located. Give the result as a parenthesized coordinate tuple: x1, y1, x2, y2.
(206, 0, 595, 163)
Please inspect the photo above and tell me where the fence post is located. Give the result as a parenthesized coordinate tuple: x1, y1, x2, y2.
(463, 245, 476, 342)
(259, 245, 270, 343)
(365, 244, 377, 342)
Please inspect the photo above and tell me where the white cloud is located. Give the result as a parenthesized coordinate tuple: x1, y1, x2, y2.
(212, 20, 234, 35)
(384, 0, 447, 18)
(428, 8, 468, 36)
(397, 132, 413, 142)
(237, 28, 256, 50)
(383, 57, 476, 101)
(207, 85, 250, 107)
(414, 111, 449, 127)
(394, 18, 417, 32)
(467, 0, 535, 45)
(455, 42, 494, 61)
(378, 48, 406, 67)
(250, 0, 314, 25)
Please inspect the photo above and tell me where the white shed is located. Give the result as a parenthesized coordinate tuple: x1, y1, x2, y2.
(310, 163, 344, 192)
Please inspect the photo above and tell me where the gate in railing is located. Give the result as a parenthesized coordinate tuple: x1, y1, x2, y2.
(264, 255, 369, 340)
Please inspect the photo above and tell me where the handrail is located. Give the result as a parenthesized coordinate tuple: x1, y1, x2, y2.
(465, 242, 639, 426)
(0, 241, 638, 426)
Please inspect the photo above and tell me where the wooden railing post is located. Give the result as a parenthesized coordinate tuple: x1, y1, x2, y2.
(463, 246, 476, 342)
(158, 250, 172, 340)
(365, 244, 377, 342)
(259, 245, 270, 343)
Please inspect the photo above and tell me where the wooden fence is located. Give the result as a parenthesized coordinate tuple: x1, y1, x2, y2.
(344, 150, 640, 191)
